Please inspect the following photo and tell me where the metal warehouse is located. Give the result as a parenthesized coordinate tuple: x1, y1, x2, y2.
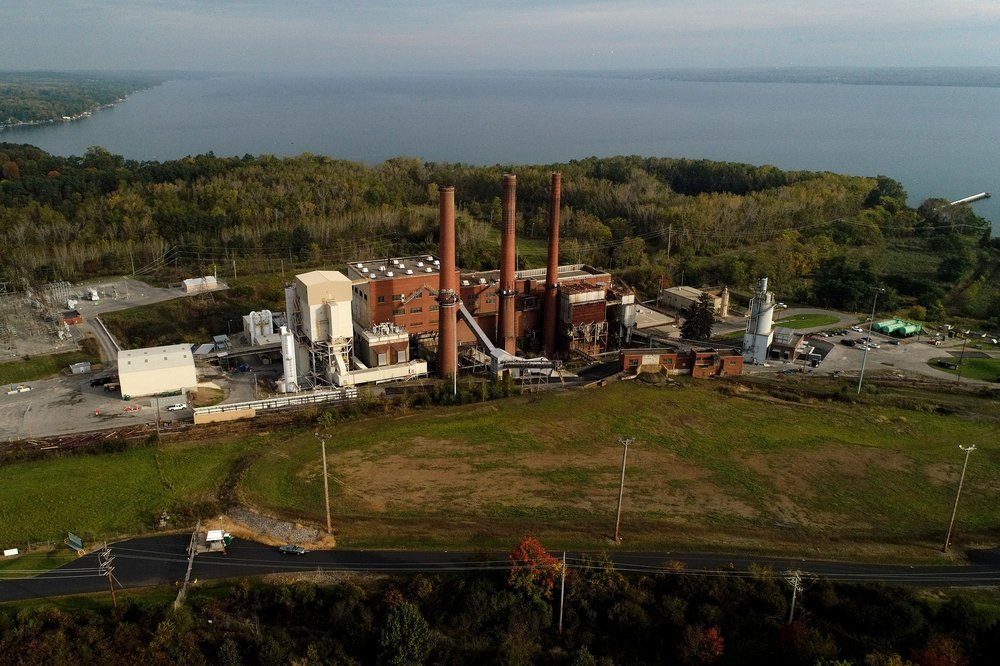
(117, 344, 197, 398)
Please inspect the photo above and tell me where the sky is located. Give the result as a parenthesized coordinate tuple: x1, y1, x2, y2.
(2, 0, 999, 73)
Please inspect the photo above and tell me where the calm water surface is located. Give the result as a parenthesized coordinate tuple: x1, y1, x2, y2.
(3, 72, 997, 227)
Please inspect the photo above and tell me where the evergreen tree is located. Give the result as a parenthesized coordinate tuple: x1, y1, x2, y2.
(681, 293, 715, 341)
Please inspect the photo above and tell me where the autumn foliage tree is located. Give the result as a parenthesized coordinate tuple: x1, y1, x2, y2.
(679, 625, 725, 665)
(507, 536, 562, 600)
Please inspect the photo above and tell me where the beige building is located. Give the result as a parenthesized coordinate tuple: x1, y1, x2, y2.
(292, 270, 354, 343)
(118, 344, 197, 398)
(660, 286, 724, 313)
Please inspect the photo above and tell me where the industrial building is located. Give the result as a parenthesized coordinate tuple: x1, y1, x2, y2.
(270, 172, 746, 395)
(117, 344, 197, 398)
(659, 286, 730, 317)
(620, 347, 744, 378)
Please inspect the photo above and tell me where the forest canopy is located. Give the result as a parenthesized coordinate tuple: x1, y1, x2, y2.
(0, 144, 996, 327)
(0, 72, 158, 128)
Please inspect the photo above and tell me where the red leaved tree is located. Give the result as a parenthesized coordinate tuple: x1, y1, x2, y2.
(507, 536, 561, 600)
(680, 625, 725, 665)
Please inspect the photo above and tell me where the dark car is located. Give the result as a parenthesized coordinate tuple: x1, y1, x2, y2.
(278, 544, 306, 555)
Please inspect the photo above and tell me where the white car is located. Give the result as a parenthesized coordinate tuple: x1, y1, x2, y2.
(850, 326, 863, 332)
(868, 342, 880, 349)
(166, 403, 187, 411)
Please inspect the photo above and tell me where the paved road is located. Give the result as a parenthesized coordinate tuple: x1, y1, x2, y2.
(3, 535, 999, 603)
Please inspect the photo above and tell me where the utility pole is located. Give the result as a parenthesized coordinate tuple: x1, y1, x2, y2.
(100, 542, 117, 608)
(558, 551, 567, 633)
(783, 570, 803, 623)
(613, 437, 635, 544)
(666, 223, 672, 262)
(943, 444, 976, 553)
(315, 432, 333, 534)
(233, 258, 237, 281)
(956, 336, 969, 385)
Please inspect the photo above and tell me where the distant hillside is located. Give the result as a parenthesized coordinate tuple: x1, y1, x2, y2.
(578, 66, 1000, 88)
(0, 72, 159, 129)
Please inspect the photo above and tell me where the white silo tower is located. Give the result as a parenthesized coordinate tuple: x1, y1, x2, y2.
(743, 277, 776, 365)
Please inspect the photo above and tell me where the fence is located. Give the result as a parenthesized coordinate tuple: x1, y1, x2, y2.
(193, 387, 358, 416)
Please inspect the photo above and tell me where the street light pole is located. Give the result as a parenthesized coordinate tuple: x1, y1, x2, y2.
(857, 287, 885, 394)
(943, 444, 976, 553)
(314, 432, 333, 535)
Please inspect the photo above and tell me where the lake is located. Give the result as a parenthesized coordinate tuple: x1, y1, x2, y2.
(3, 71, 998, 228)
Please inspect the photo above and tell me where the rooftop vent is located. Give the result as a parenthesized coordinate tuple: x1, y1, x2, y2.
(417, 262, 424, 267)
(405, 269, 413, 275)
(379, 266, 386, 272)
(426, 255, 434, 261)
(462, 280, 471, 286)
(362, 267, 369, 273)
(386, 271, 394, 277)
(478, 278, 487, 285)
(425, 267, 433, 273)
(355, 263, 363, 268)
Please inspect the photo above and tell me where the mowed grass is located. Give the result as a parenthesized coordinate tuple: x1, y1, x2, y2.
(928, 356, 1000, 383)
(774, 313, 840, 329)
(0, 341, 102, 385)
(239, 381, 1000, 555)
(0, 437, 263, 545)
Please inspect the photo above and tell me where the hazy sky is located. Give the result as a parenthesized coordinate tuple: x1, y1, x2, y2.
(2, 0, 999, 73)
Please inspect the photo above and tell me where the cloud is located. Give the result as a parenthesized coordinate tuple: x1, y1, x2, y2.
(1, 0, 998, 71)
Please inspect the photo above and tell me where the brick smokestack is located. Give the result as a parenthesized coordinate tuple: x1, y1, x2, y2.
(543, 172, 561, 357)
(437, 186, 458, 379)
(499, 174, 517, 354)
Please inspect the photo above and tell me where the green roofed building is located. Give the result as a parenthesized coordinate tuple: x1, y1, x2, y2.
(873, 319, 922, 337)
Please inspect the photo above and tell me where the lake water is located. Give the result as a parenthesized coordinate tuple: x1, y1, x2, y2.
(3, 72, 998, 229)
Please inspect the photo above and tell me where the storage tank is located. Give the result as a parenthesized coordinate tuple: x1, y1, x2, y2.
(280, 325, 298, 393)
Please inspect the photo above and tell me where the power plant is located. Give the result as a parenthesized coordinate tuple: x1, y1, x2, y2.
(270, 173, 640, 392)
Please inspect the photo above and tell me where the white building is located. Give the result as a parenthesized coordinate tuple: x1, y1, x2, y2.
(118, 344, 197, 398)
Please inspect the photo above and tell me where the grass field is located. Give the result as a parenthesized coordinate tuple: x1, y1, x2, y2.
(2, 379, 998, 561)
(928, 356, 1000, 383)
(0, 338, 102, 385)
(0, 437, 265, 545)
(239, 380, 1000, 556)
(774, 313, 840, 329)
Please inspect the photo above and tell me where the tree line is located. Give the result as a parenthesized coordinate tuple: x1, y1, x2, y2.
(1, 538, 996, 665)
(1, 144, 996, 329)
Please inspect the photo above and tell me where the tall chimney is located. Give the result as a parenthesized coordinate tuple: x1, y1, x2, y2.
(437, 186, 459, 379)
(499, 174, 517, 354)
(543, 172, 561, 357)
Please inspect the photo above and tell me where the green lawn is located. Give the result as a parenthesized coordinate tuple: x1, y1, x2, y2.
(928, 356, 1000, 383)
(0, 437, 264, 545)
(0, 341, 102, 385)
(774, 313, 840, 330)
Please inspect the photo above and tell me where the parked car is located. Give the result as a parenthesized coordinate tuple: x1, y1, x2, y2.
(166, 403, 187, 411)
(867, 342, 880, 349)
(850, 325, 863, 332)
(841, 339, 856, 347)
(888, 339, 901, 345)
(278, 544, 306, 555)
(776, 302, 788, 309)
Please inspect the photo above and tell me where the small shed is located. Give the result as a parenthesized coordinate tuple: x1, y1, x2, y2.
(62, 310, 83, 325)
(69, 361, 92, 375)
